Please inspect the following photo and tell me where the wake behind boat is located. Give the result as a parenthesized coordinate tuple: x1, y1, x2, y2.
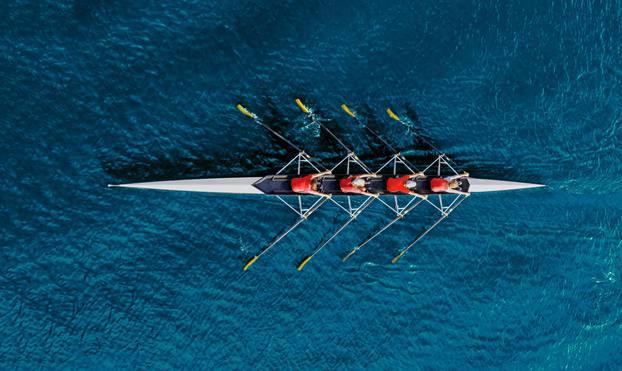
(109, 100, 544, 270)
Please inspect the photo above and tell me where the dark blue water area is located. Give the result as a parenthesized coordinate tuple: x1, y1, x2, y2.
(1, 0, 622, 369)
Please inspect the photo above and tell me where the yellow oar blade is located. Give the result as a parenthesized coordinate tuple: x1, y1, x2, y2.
(342, 248, 356, 262)
(386, 108, 401, 121)
(237, 104, 255, 119)
(341, 104, 356, 118)
(391, 255, 401, 264)
(243, 255, 259, 270)
(297, 256, 313, 270)
(295, 98, 310, 114)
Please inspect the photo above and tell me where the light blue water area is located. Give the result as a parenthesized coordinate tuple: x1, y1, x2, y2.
(1, 0, 621, 369)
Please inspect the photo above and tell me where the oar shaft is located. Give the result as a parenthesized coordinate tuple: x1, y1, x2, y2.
(342, 216, 400, 262)
(258, 217, 306, 258)
(321, 125, 353, 154)
(364, 125, 399, 154)
(392, 215, 446, 262)
(244, 217, 306, 271)
(313, 218, 355, 256)
(311, 196, 374, 257)
(343, 198, 424, 261)
(386, 107, 461, 170)
(237, 104, 304, 153)
(356, 216, 399, 248)
(296, 98, 354, 155)
(296, 99, 372, 173)
(298, 216, 356, 270)
(297, 195, 376, 270)
(245, 197, 328, 270)
(341, 103, 419, 172)
(392, 195, 468, 263)
(258, 121, 303, 153)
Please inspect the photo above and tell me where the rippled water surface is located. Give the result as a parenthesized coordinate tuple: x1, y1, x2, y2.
(2, 1, 621, 369)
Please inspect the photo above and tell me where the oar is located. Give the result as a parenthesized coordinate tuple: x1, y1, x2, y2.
(237, 103, 305, 154)
(296, 195, 375, 270)
(342, 104, 419, 173)
(243, 196, 329, 270)
(237, 103, 327, 172)
(342, 197, 425, 261)
(391, 194, 468, 264)
(386, 107, 462, 170)
(342, 104, 398, 153)
(292, 99, 377, 269)
(296, 99, 365, 168)
(244, 218, 306, 270)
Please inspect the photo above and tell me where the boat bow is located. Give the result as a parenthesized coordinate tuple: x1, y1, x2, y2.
(466, 177, 545, 192)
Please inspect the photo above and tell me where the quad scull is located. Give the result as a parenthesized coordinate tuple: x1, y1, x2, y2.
(109, 100, 544, 270)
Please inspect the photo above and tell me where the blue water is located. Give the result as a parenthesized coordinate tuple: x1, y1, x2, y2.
(2, 1, 621, 369)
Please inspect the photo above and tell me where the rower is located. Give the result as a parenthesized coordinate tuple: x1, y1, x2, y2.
(291, 171, 332, 197)
(339, 174, 381, 197)
(430, 172, 470, 195)
(386, 172, 427, 199)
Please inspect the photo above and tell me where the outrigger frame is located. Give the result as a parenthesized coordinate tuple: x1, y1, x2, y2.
(239, 101, 471, 270)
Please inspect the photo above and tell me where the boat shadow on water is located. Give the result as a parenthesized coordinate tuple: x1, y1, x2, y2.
(101, 99, 544, 184)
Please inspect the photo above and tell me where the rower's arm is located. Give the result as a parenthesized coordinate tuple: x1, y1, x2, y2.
(446, 172, 469, 182)
(311, 171, 331, 179)
(408, 192, 428, 199)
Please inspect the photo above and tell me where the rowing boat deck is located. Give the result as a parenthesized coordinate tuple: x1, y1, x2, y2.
(252, 175, 469, 195)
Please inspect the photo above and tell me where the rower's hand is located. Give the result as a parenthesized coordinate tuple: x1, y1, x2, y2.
(320, 170, 332, 175)
(462, 171, 469, 177)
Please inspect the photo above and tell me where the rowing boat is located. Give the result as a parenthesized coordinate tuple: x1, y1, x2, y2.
(109, 174, 543, 194)
(109, 100, 544, 270)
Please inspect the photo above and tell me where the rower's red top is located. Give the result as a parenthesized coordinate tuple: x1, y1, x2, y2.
(431, 178, 449, 192)
(291, 174, 314, 193)
(387, 175, 412, 194)
(340, 175, 364, 194)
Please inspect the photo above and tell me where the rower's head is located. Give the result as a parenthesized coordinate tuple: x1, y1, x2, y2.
(405, 179, 417, 189)
(351, 178, 366, 188)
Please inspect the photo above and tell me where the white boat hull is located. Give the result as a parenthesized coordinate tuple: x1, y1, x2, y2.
(108, 177, 264, 194)
(110, 176, 544, 194)
(466, 177, 545, 192)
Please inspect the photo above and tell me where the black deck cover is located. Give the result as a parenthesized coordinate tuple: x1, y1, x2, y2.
(252, 175, 469, 195)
